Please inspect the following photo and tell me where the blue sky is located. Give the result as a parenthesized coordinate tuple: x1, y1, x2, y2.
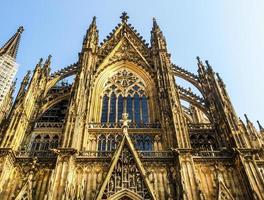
(1, 0, 263, 126)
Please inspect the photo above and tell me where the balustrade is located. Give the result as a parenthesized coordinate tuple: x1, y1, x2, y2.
(15, 150, 56, 158)
(87, 122, 161, 128)
(34, 122, 64, 129)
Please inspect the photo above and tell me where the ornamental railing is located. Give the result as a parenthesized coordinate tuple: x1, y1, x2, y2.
(15, 150, 56, 158)
(188, 123, 213, 130)
(193, 150, 233, 158)
(34, 122, 64, 129)
(138, 151, 174, 159)
(76, 151, 174, 159)
(77, 151, 113, 158)
(87, 122, 161, 129)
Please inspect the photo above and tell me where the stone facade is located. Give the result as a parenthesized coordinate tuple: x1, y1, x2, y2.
(0, 13, 264, 200)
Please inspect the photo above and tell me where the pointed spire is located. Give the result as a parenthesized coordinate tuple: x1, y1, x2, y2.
(151, 17, 167, 51)
(82, 16, 98, 52)
(205, 60, 214, 72)
(257, 121, 264, 132)
(16, 70, 31, 100)
(196, 56, 206, 74)
(152, 17, 159, 30)
(0, 26, 24, 59)
(42, 55, 52, 76)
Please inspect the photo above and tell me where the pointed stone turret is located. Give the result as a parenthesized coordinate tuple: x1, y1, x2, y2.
(151, 18, 167, 51)
(16, 70, 31, 101)
(0, 26, 24, 59)
(42, 55, 52, 76)
(0, 80, 16, 123)
(82, 16, 98, 53)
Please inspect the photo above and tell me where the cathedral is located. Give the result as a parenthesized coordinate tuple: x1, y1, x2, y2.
(0, 12, 264, 200)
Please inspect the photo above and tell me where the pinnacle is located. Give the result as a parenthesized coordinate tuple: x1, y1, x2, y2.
(120, 11, 129, 23)
(91, 16, 96, 27)
(257, 120, 264, 131)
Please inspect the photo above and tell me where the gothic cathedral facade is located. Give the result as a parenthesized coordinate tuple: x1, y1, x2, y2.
(0, 13, 264, 200)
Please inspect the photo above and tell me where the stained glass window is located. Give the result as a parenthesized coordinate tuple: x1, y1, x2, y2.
(100, 70, 150, 125)
(101, 95, 109, 123)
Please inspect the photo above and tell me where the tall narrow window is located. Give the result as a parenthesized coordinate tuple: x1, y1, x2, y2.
(127, 95, 133, 121)
(109, 93, 116, 123)
(101, 95, 109, 123)
(134, 93, 140, 123)
(117, 95, 123, 121)
(98, 135, 106, 151)
(141, 95, 148, 123)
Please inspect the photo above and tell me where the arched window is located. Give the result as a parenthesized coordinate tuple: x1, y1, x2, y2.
(134, 93, 140, 123)
(100, 70, 150, 126)
(109, 93, 116, 123)
(127, 95, 133, 121)
(98, 134, 122, 151)
(31, 134, 59, 151)
(107, 135, 115, 151)
(51, 135, 59, 148)
(43, 135, 50, 150)
(117, 95, 123, 120)
(132, 135, 153, 151)
(98, 135, 106, 151)
(141, 95, 149, 123)
(101, 95, 109, 123)
(32, 135, 41, 151)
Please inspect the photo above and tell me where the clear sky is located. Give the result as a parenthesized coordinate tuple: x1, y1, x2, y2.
(1, 0, 263, 126)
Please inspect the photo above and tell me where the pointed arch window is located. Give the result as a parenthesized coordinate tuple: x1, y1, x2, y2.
(30, 134, 59, 151)
(100, 70, 150, 126)
(101, 95, 109, 123)
(117, 95, 124, 120)
(109, 93, 117, 123)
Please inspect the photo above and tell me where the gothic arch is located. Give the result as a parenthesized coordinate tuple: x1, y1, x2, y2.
(89, 61, 158, 122)
(172, 64, 204, 96)
(44, 63, 78, 95)
(108, 189, 143, 200)
(38, 94, 70, 119)
(179, 95, 210, 121)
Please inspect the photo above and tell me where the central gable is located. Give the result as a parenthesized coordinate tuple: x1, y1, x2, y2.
(99, 36, 151, 71)
(97, 14, 152, 67)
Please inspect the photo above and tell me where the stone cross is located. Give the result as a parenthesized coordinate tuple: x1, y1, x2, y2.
(120, 12, 129, 23)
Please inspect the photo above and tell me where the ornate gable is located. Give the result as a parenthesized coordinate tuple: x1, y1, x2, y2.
(98, 13, 152, 67)
(96, 114, 156, 200)
(99, 36, 151, 70)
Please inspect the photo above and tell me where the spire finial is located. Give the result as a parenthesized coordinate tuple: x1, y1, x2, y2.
(244, 114, 250, 123)
(120, 12, 129, 23)
(152, 17, 160, 31)
(257, 121, 264, 131)
(18, 26, 24, 33)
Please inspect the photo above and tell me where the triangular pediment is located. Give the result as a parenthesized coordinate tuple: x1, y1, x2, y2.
(96, 133, 156, 200)
(218, 179, 234, 200)
(99, 36, 151, 71)
(98, 22, 151, 66)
